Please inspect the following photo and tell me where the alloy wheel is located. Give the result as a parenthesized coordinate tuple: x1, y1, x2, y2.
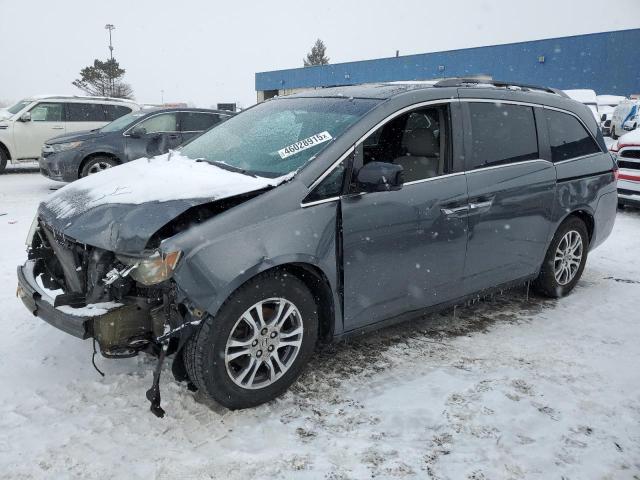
(554, 230, 583, 286)
(225, 297, 304, 390)
(87, 161, 114, 175)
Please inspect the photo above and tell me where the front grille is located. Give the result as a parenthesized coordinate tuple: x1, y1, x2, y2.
(618, 160, 640, 170)
(620, 150, 640, 160)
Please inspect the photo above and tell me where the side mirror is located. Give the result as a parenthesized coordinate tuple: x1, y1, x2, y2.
(19, 112, 31, 122)
(129, 125, 147, 138)
(355, 161, 404, 193)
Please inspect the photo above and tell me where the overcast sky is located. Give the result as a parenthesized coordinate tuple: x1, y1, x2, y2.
(1, 0, 638, 108)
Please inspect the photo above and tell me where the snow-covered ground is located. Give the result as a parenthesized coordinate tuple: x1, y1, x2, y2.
(1, 172, 639, 480)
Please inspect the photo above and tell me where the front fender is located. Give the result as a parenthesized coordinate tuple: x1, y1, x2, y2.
(166, 184, 342, 332)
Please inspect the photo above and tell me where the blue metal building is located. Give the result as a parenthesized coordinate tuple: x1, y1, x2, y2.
(255, 28, 639, 101)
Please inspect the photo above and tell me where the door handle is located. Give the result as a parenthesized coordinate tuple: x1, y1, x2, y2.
(52, 126, 64, 130)
(469, 199, 493, 210)
(441, 205, 470, 216)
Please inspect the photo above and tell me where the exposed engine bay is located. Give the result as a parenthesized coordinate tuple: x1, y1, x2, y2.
(29, 219, 187, 356)
(22, 217, 207, 417)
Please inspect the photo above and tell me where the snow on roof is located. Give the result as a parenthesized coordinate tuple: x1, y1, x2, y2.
(597, 94, 626, 106)
(45, 152, 293, 219)
(563, 89, 598, 104)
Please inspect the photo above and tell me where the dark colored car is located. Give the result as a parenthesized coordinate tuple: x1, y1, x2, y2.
(38, 108, 234, 181)
(18, 79, 617, 415)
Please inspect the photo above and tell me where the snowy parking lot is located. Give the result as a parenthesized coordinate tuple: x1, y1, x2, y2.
(1, 170, 639, 479)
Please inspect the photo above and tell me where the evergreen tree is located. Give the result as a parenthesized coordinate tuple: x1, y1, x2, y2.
(303, 39, 330, 67)
(72, 58, 134, 99)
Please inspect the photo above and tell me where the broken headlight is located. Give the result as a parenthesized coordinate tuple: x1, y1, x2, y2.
(116, 250, 182, 286)
(25, 215, 39, 246)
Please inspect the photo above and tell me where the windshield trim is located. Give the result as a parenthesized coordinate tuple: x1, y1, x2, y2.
(99, 111, 148, 133)
(6, 99, 34, 116)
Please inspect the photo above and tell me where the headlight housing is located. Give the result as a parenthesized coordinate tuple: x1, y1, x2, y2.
(25, 215, 39, 246)
(117, 250, 182, 286)
(44, 141, 84, 153)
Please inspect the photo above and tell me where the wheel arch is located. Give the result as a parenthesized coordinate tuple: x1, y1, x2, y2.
(0, 140, 12, 161)
(274, 262, 336, 343)
(185, 260, 338, 344)
(566, 209, 595, 244)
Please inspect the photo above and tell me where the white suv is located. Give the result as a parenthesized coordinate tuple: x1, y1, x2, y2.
(0, 95, 140, 172)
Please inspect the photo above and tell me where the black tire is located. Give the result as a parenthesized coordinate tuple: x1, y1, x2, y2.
(0, 148, 7, 173)
(185, 270, 318, 409)
(611, 126, 618, 140)
(80, 156, 118, 177)
(533, 216, 589, 298)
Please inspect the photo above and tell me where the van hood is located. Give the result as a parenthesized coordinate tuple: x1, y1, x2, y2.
(38, 152, 292, 253)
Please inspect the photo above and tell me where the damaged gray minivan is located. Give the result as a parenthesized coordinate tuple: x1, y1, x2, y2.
(18, 79, 617, 416)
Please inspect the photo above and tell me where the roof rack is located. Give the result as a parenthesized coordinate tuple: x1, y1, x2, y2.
(28, 94, 138, 103)
(434, 78, 568, 98)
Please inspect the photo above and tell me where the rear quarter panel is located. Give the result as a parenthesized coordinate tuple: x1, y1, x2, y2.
(552, 152, 617, 250)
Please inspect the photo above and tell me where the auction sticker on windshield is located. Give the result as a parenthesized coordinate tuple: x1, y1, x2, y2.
(278, 131, 333, 159)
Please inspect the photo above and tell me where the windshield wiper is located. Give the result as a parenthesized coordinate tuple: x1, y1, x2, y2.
(196, 159, 250, 175)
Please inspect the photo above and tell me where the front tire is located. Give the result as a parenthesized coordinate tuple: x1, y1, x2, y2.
(185, 270, 318, 409)
(534, 217, 589, 298)
(80, 156, 118, 177)
(611, 126, 618, 140)
(0, 148, 7, 173)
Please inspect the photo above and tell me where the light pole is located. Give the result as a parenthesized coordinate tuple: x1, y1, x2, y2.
(161, 89, 164, 104)
(105, 24, 115, 60)
(104, 24, 115, 96)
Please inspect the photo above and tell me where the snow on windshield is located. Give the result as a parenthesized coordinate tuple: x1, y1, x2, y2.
(44, 152, 293, 218)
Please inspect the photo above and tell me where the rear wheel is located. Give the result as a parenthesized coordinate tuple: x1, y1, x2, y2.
(80, 156, 118, 177)
(611, 126, 618, 140)
(534, 217, 589, 298)
(185, 270, 318, 409)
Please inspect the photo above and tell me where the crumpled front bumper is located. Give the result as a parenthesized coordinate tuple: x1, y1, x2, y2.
(17, 260, 122, 339)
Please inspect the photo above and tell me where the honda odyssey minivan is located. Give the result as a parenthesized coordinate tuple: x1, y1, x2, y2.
(17, 79, 617, 415)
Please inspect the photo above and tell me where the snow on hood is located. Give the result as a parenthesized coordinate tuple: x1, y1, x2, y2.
(615, 128, 640, 148)
(45, 152, 292, 219)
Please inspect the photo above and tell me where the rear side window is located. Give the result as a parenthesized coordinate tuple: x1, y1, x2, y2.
(544, 109, 601, 162)
(29, 102, 64, 122)
(105, 105, 133, 121)
(467, 103, 538, 169)
(181, 112, 220, 132)
(66, 103, 107, 122)
(137, 112, 178, 133)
